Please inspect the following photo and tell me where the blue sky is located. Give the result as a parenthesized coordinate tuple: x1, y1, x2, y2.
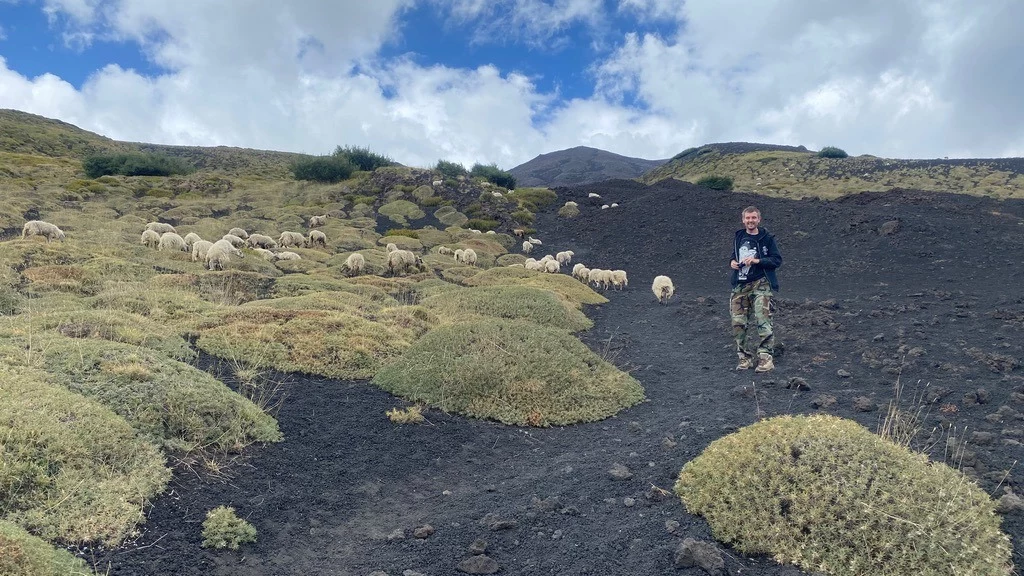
(1, 1, 1023, 167)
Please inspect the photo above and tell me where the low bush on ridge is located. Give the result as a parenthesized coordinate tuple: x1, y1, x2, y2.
(695, 175, 733, 190)
(675, 414, 1012, 576)
(83, 152, 192, 179)
(373, 319, 645, 426)
(201, 506, 257, 550)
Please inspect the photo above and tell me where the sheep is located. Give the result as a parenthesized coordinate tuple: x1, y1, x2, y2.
(470, 229, 482, 234)
(528, 237, 542, 245)
(227, 227, 249, 239)
(158, 232, 187, 252)
(191, 240, 214, 262)
(556, 250, 574, 266)
(601, 204, 610, 210)
(610, 269, 628, 290)
(574, 266, 591, 282)
(486, 230, 496, 235)
(438, 246, 454, 256)
(253, 248, 278, 261)
(206, 239, 243, 271)
(652, 275, 675, 304)
(22, 220, 65, 242)
(461, 248, 478, 266)
(524, 258, 545, 272)
(343, 252, 366, 276)
(544, 259, 560, 274)
(454, 249, 465, 262)
(140, 229, 160, 248)
(308, 215, 328, 228)
(221, 234, 245, 248)
(564, 201, 578, 207)
(611, 203, 619, 208)
(247, 234, 278, 249)
(508, 263, 525, 268)
(572, 263, 585, 276)
(145, 222, 176, 234)
(522, 241, 533, 254)
(307, 230, 327, 248)
(588, 193, 600, 198)
(278, 231, 305, 248)
(182, 232, 202, 249)
(276, 251, 302, 261)
(387, 249, 424, 276)
(540, 255, 555, 263)
(432, 179, 443, 187)
(492, 191, 503, 198)
(386, 243, 398, 253)
(512, 228, 525, 238)
(588, 268, 606, 289)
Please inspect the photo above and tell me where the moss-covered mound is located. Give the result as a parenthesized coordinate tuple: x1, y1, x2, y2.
(421, 286, 592, 331)
(462, 266, 608, 308)
(0, 520, 96, 576)
(0, 367, 170, 545)
(373, 319, 644, 426)
(675, 415, 1012, 576)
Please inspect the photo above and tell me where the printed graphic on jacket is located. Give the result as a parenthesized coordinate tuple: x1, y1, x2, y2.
(736, 235, 765, 283)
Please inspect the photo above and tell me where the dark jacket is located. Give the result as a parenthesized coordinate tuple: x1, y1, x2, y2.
(730, 227, 782, 290)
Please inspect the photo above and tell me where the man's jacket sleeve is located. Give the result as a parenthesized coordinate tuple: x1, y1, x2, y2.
(759, 235, 782, 269)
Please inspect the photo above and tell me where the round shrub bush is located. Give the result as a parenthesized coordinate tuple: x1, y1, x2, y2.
(675, 415, 1012, 576)
(373, 319, 644, 426)
(817, 146, 849, 159)
(695, 175, 734, 190)
(201, 506, 256, 550)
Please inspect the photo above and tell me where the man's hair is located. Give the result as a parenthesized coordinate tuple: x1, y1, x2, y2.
(742, 206, 760, 216)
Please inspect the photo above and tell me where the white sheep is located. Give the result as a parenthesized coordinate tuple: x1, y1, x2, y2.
(206, 239, 244, 271)
(572, 263, 585, 277)
(227, 227, 249, 240)
(438, 246, 454, 256)
(544, 259, 560, 274)
(588, 268, 606, 289)
(308, 215, 328, 228)
(343, 252, 366, 276)
(276, 251, 302, 261)
(486, 230, 496, 235)
(247, 234, 278, 249)
(610, 203, 619, 208)
(461, 248, 478, 266)
(191, 240, 214, 262)
(307, 230, 327, 248)
(574, 266, 591, 282)
(22, 220, 65, 242)
(522, 241, 533, 254)
(564, 201, 578, 207)
(528, 237, 543, 245)
(470, 229, 482, 234)
(652, 275, 675, 304)
(145, 222, 176, 234)
(387, 249, 424, 276)
(556, 250, 574, 266)
(454, 248, 465, 262)
(492, 191, 503, 198)
(601, 204, 610, 210)
(524, 258, 545, 272)
(588, 193, 601, 199)
(221, 234, 245, 248)
(610, 269, 628, 290)
(386, 243, 398, 253)
(278, 231, 305, 248)
(540, 255, 555, 263)
(140, 229, 160, 248)
(432, 179, 443, 186)
(513, 228, 525, 238)
(253, 248, 278, 261)
(183, 232, 202, 249)
(158, 232, 187, 252)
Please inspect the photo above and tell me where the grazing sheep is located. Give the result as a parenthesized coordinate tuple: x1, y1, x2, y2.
(540, 255, 554, 263)
(461, 248, 478, 266)
(343, 252, 366, 276)
(308, 215, 328, 228)
(492, 191, 503, 198)
(486, 230, 496, 235)
(470, 229, 482, 234)
(158, 232, 187, 252)
(307, 230, 327, 248)
(145, 222, 176, 234)
(524, 258, 545, 271)
(572, 263, 585, 276)
(253, 248, 278, 261)
(513, 228, 525, 238)
(221, 234, 245, 248)
(610, 269, 628, 290)
(528, 237, 542, 245)
(387, 249, 424, 276)
(588, 193, 601, 198)
(556, 250, 574, 266)
(140, 229, 160, 248)
(508, 263, 525, 268)
(386, 243, 398, 253)
(22, 220, 65, 242)
(522, 241, 533, 254)
(206, 239, 244, 271)
(432, 179, 443, 187)
(183, 232, 202, 249)
(247, 233, 278, 249)
(610, 203, 619, 208)
(438, 246, 454, 256)
(278, 231, 305, 248)
(227, 227, 249, 240)
(454, 249, 465, 262)
(574, 266, 591, 282)
(601, 204, 610, 210)
(652, 275, 675, 304)
(191, 240, 214, 262)
(276, 251, 302, 261)
(588, 268, 605, 289)
(544, 259, 560, 274)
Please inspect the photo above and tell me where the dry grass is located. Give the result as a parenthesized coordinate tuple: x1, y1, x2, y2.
(386, 405, 426, 424)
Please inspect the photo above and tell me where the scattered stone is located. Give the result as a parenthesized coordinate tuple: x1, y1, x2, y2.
(457, 555, 500, 574)
(608, 463, 633, 480)
(484, 485, 497, 492)
(665, 520, 680, 534)
(907, 346, 926, 357)
(531, 495, 560, 511)
(661, 436, 678, 450)
(674, 538, 725, 575)
(1011, 392, 1024, 404)
(852, 396, 876, 412)
(872, 333, 885, 342)
(560, 506, 580, 516)
(387, 528, 406, 542)
(836, 369, 852, 378)
(479, 513, 517, 531)
(468, 539, 487, 555)
(623, 497, 636, 507)
(413, 525, 435, 539)
(811, 394, 837, 409)
(552, 529, 563, 540)
(786, 377, 810, 391)
(369, 572, 389, 576)
(732, 384, 756, 398)
(442, 490, 452, 496)
(628, 420, 643, 433)
(403, 571, 426, 576)
(878, 220, 901, 235)
(970, 431, 996, 445)
(976, 388, 991, 404)
(996, 492, 1024, 514)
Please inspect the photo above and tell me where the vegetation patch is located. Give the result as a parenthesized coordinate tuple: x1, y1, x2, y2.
(508, 187, 557, 211)
(333, 145, 395, 172)
(0, 520, 97, 576)
(421, 286, 592, 331)
(291, 155, 355, 183)
(378, 235, 423, 251)
(379, 200, 426, 225)
(817, 146, 849, 159)
(696, 175, 734, 190)
(558, 203, 581, 218)
(434, 206, 469, 227)
(0, 366, 170, 545)
(201, 506, 257, 550)
(470, 163, 516, 189)
(463, 267, 608, 308)
(373, 319, 644, 426)
(386, 405, 425, 424)
(24, 308, 194, 360)
(22, 265, 102, 296)
(675, 414, 1012, 576)
(496, 254, 527, 266)
(436, 159, 468, 179)
(83, 152, 192, 179)
(465, 218, 499, 231)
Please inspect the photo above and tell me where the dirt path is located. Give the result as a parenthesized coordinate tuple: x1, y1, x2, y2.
(94, 182, 1023, 575)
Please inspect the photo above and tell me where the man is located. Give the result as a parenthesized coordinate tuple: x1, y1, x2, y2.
(729, 206, 782, 372)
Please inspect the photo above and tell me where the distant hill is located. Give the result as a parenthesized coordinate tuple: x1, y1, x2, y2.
(510, 146, 668, 187)
(642, 142, 1024, 199)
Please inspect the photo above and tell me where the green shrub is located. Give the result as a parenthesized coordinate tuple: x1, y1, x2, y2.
(421, 286, 591, 331)
(470, 163, 516, 189)
(511, 210, 535, 225)
(466, 218, 499, 231)
(291, 155, 356, 183)
(695, 175, 734, 190)
(333, 145, 395, 172)
(436, 159, 468, 179)
(386, 228, 419, 239)
(378, 200, 425, 225)
(373, 319, 643, 426)
(350, 194, 376, 206)
(434, 206, 469, 227)
(558, 203, 580, 218)
(419, 196, 443, 207)
(201, 506, 257, 550)
(675, 415, 1012, 576)
(817, 146, 849, 159)
(83, 152, 192, 178)
(0, 520, 97, 576)
(508, 187, 556, 210)
(495, 254, 526, 266)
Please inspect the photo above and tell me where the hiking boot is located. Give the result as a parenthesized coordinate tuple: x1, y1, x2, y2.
(754, 353, 775, 373)
(735, 354, 755, 370)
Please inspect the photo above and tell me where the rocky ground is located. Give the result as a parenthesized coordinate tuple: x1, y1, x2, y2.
(90, 180, 1023, 576)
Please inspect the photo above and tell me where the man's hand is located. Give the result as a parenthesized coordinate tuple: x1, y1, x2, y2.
(730, 260, 740, 270)
(740, 256, 760, 266)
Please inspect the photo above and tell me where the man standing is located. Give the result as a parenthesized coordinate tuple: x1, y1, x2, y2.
(729, 206, 782, 372)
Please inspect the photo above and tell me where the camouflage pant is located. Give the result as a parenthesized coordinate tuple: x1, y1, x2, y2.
(730, 278, 774, 357)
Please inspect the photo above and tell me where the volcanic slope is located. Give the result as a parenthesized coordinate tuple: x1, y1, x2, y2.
(98, 180, 1022, 575)
(510, 146, 668, 187)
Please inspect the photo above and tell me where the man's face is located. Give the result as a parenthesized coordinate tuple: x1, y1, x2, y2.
(742, 211, 760, 231)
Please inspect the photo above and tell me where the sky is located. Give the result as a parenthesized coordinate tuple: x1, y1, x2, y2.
(1, 0, 1023, 168)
